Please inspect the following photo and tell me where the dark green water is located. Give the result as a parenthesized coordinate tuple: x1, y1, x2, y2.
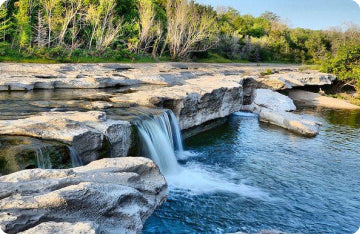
(143, 109, 360, 234)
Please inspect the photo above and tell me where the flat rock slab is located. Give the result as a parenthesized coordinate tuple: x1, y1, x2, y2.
(0, 157, 168, 234)
(0, 63, 334, 91)
(288, 90, 360, 110)
(257, 71, 336, 90)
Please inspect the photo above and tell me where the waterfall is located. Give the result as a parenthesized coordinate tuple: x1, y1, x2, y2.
(168, 111, 185, 155)
(35, 147, 52, 169)
(134, 110, 183, 175)
(67, 146, 83, 168)
(134, 109, 268, 197)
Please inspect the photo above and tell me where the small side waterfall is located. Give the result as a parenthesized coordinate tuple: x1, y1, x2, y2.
(135, 110, 183, 175)
(35, 147, 52, 169)
(35, 146, 83, 169)
(67, 146, 83, 168)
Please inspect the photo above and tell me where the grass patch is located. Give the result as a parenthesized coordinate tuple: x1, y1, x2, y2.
(299, 64, 321, 71)
(194, 52, 249, 63)
(334, 93, 360, 106)
(260, 68, 274, 76)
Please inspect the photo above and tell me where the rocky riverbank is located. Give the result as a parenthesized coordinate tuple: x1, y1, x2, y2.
(0, 63, 342, 233)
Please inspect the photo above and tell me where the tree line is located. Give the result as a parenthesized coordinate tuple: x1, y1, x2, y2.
(0, 0, 359, 89)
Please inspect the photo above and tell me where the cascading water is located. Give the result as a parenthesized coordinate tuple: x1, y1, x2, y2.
(134, 110, 267, 197)
(134, 110, 181, 175)
(67, 146, 83, 167)
(35, 146, 83, 169)
(35, 147, 52, 169)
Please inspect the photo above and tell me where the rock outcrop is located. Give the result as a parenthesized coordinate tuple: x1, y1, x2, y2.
(288, 90, 360, 110)
(0, 63, 335, 91)
(111, 76, 257, 130)
(257, 71, 336, 90)
(0, 111, 132, 163)
(0, 157, 168, 234)
(250, 89, 321, 137)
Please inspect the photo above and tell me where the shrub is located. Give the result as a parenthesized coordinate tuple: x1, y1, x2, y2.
(322, 44, 360, 90)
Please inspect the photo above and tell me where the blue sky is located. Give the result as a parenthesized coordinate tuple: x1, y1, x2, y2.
(196, 0, 360, 29)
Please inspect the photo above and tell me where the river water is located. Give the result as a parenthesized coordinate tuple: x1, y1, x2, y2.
(143, 108, 360, 234)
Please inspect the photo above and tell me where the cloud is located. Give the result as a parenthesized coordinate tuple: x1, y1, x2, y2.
(354, 0, 360, 7)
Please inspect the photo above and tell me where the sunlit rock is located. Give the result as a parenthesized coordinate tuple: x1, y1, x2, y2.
(0, 157, 167, 234)
(257, 71, 336, 90)
(250, 89, 321, 137)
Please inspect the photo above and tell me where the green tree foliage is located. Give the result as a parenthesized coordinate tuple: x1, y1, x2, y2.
(15, 0, 32, 47)
(0, 4, 11, 41)
(165, 0, 218, 59)
(0, 0, 359, 94)
(322, 44, 360, 90)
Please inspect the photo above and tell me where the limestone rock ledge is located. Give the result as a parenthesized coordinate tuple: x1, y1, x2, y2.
(288, 90, 360, 110)
(0, 111, 132, 163)
(250, 89, 321, 137)
(257, 71, 336, 90)
(0, 157, 168, 234)
(111, 76, 257, 130)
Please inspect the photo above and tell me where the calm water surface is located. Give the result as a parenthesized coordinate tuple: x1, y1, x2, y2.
(143, 108, 360, 234)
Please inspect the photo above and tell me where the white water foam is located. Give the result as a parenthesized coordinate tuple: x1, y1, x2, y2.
(135, 110, 268, 199)
(233, 111, 258, 117)
(167, 163, 269, 199)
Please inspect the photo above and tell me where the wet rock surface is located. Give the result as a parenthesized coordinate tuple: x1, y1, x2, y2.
(0, 136, 70, 175)
(0, 157, 167, 234)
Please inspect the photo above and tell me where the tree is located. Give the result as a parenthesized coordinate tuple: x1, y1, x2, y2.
(137, 0, 157, 53)
(322, 44, 360, 90)
(15, 0, 32, 48)
(39, 0, 61, 47)
(165, 0, 218, 59)
(57, 0, 83, 46)
(33, 9, 47, 47)
(86, 0, 123, 52)
(0, 4, 11, 42)
(260, 11, 280, 23)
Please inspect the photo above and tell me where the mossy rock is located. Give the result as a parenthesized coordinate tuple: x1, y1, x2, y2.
(0, 136, 71, 175)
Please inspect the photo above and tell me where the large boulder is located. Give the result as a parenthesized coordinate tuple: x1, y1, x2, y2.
(0, 157, 168, 234)
(258, 108, 320, 137)
(254, 89, 296, 112)
(250, 89, 321, 137)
